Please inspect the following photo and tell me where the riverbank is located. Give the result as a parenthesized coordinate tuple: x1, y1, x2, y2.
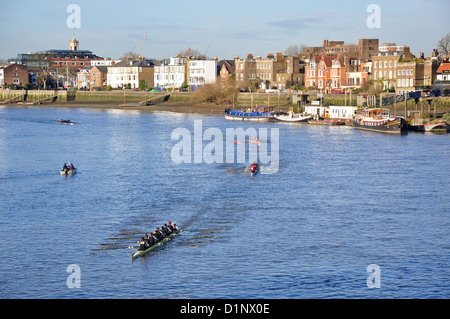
(0, 100, 228, 114)
(1, 89, 450, 116)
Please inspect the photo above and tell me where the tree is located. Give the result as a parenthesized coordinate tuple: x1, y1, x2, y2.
(120, 51, 138, 61)
(437, 33, 450, 56)
(179, 48, 202, 58)
(284, 44, 306, 56)
(139, 79, 147, 91)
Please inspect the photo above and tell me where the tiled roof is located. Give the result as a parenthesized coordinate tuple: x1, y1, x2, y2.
(437, 63, 450, 73)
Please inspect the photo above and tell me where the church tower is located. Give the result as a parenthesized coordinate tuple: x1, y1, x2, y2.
(70, 34, 79, 51)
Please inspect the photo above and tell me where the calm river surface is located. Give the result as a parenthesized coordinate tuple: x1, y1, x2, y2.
(0, 106, 448, 299)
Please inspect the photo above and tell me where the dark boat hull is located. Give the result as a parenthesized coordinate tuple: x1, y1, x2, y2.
(352, 118, 408, 135)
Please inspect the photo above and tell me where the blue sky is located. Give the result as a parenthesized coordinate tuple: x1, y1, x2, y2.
(0, 0, 448, 60)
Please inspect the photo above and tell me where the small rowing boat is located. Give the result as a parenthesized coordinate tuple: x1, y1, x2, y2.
(58, 119, 73, 125)
(131, 229, 182, 261)
(60, 168, 77, 176)
(307, 119, 346, 126)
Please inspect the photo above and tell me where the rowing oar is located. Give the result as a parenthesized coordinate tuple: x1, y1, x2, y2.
(128, 242, 165, 249)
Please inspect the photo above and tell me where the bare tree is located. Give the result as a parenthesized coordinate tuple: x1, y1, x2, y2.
(437, 33, 450, 55)
(179, 48, 202, 58)
(284, 44, 306, 56)
(119, 51, 139, 61)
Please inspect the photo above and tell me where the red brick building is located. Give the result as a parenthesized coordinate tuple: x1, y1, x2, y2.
(90, 65, 108, 89)
(217, 60, 235, 82)
(305, 54, 335, 91)
(0, 63, 29, 88)
(51, 57, 92, 68)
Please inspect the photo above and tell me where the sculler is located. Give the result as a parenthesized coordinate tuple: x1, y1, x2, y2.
(250, 162, 258, 173)
(162, 224, 171, 235)
(154, 227, 165, 240)
(148, 232, 158, 245)
(138, 237, 149, 251)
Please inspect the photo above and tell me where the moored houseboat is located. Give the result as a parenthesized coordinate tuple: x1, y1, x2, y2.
(352, 108, 408, 135)
(274, 107, 312, 122)
(224, 106, 277, 121)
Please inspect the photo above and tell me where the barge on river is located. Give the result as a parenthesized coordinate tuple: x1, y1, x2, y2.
(352, 108, 408, 135)
(224, 106, 277, 122)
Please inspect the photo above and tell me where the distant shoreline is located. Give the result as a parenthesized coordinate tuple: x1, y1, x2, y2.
(0, 100, 228, 114)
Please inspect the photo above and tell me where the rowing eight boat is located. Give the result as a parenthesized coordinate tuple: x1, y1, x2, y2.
(131, 229, 182, 261)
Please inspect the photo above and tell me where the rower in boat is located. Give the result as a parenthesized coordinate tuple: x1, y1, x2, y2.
(138, 237, 149, 251)
(144, 233, 157, 247)
(168, 221, 174, 232)
(162, 224, 172, 235)
(154, 227, 165, 240)
(62, 163, 69, 173)
(148, 232, 158, 246)
(132, 222, 181, 261)
(249, 136, 260, 145)
(250, 161, 258, 174)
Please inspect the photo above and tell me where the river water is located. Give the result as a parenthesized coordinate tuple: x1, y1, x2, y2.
(0, 106, 448, 299)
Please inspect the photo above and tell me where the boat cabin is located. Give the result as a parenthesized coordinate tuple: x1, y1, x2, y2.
(360, 108, 390, 119)
(329, 105, 358, 119)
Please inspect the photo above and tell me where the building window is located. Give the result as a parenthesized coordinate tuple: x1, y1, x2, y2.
(410, 69, 413, 76)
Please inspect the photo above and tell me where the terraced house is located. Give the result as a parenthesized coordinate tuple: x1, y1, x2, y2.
(372, 43, 414, 91)
(395, 49, 440, 95)
(107, 59, 155, 89)
(154, 55, 187, 90)
(305, 54, 335, 91)
(234, 53, 299, 91)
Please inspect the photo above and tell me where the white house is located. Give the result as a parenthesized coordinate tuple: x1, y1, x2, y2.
(188, 59, 217, 88)
(76, 66, 92, 89)
(436, 63, 450, 81)
(90, 59, 115, 67)
(154, 56, 187, 89)
(304, 100, 329, 117)
(0, 64, 5, 86)
(329, 105, 357, 119)
(107, 60, 154, 89)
